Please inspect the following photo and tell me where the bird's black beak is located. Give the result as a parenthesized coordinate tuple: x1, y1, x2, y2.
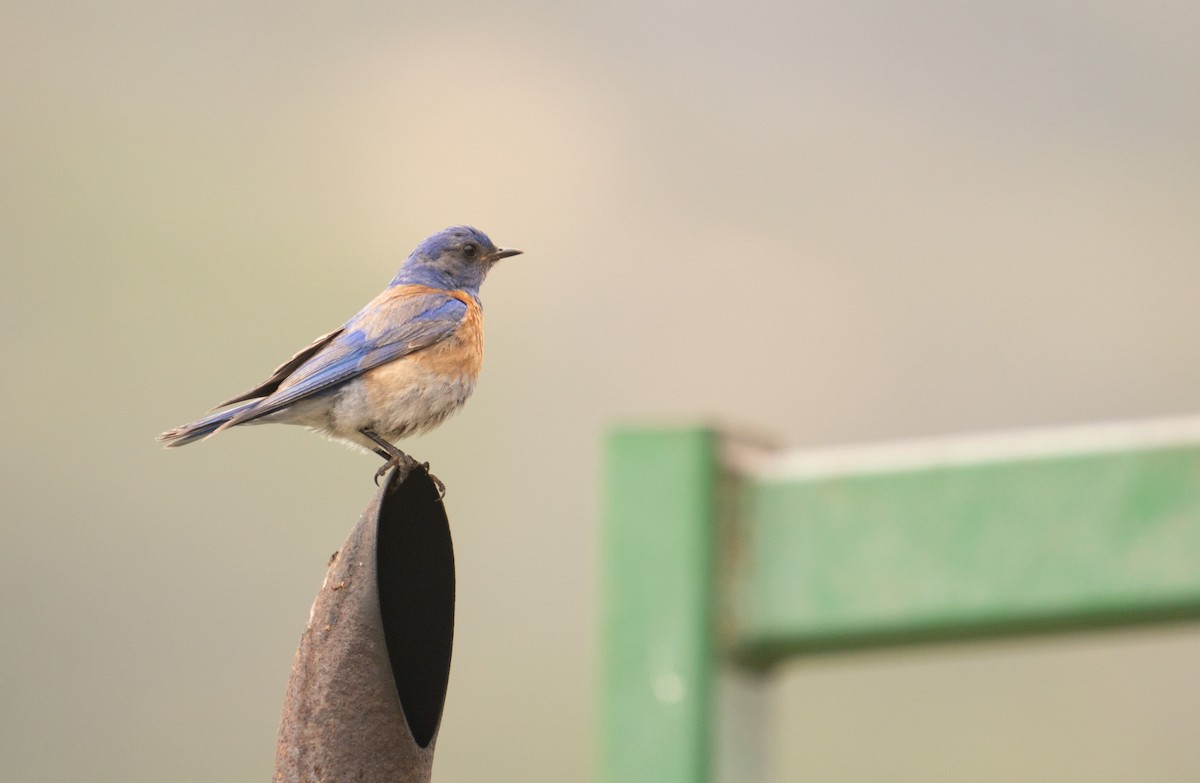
(488, 247, 523, 261)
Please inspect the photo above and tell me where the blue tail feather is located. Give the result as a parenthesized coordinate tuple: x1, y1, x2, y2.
(157, 400, 259, 448)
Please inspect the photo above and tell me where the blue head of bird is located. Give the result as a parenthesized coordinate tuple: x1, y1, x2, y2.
(390, 226, 521, 292)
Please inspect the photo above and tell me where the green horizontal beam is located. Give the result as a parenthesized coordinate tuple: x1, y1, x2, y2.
(728, 442, 1200, 669)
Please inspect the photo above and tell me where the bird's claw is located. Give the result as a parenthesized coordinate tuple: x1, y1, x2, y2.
(373, 457, 446, 500)
(426, 467, 446, 501)
(374, 454, 413, 485)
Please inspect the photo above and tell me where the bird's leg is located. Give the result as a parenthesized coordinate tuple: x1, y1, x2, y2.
(359, 428, 445, 498)
(360, 428, 418, 483)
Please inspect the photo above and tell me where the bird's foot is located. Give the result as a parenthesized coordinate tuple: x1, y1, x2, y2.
(374, 453, 418, 485)
(361, 427, 444, 499)
(373, 456, 445, 500)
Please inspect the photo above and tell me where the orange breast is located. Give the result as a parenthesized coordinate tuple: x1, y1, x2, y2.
(416, 292, 483, 378)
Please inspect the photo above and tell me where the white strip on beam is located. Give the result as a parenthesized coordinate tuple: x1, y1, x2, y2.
(726, 415, 1200, 482)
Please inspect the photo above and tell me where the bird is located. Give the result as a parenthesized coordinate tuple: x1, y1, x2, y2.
(158, 225, 521, 489)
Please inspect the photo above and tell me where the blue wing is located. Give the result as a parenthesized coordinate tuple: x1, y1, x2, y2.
(213, 327, 345, 409)
(221, 288, 467, 428)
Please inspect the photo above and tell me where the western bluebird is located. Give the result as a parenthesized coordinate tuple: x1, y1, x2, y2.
(158, 225, 521, 486)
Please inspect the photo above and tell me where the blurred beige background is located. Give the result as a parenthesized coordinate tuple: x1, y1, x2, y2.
(3, 1, 1199, 781)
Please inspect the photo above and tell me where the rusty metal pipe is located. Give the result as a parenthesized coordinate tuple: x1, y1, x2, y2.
(275, 467, 454, 782)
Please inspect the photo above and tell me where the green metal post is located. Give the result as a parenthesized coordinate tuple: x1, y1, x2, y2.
(601, 428, 718, 783)
(600, 417, 1200, 781)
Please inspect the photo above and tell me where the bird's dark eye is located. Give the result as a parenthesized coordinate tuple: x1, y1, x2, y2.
(462, 243, 478, 259)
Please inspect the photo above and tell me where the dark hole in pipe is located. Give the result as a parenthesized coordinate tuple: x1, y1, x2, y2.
(375, 470, 456, 749)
